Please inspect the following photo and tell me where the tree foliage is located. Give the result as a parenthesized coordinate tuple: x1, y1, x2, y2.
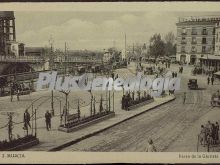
(164, 32, 176, 56)
(149, 34, 165, 59)
(148, 32, 176, 58)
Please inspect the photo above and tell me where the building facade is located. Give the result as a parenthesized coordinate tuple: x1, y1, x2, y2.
(176, 16, 220, 64)
(215, 22, 220, 56)
(0, 11, 26, 57)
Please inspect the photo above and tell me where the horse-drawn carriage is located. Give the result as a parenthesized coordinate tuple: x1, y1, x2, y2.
(211, 91, 220, 107)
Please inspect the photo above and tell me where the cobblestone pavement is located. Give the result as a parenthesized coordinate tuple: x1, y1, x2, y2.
(63, 63, 220, 152)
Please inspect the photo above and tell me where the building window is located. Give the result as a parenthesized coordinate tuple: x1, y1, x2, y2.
(181, 46, 185, 53)
(192, 46, 196, 52)
(192, 28, 197, 35)
(202, 38, 207, 44)
(192, 37, 196, 44)
(182, 28, 186, 34)
(181, 36, 186, 44)
(213, 29, 215, 35)
(202, 28, 207, 35)
(202, 46, 206, 53)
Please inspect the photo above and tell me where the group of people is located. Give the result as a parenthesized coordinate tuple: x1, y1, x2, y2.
(23, 109, 52, 132)
(200, 121, 219, 146)
(207, 76, 215, 85)
(172, 72, 178, 78)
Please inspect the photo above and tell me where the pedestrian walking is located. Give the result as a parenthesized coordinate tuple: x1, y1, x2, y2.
(211, 123, 217, 144)
(206, 121, 212, 136)
(23, 109, 31, 130)
(207, 77, 210, 85)
(111, 73, 114, 80)
(183, 92, 186, 104)
(45, 111, 52, 131)
(16, 88, 20, 101)
(175, 72, 177, 77)
(132, 91, 135, 101)
(10, 87, 14, 102)
(172, 72, 175, 78)
(146, 139, 157, 152)
(200, 125, 207, 146)
(211, 76, 214, 85)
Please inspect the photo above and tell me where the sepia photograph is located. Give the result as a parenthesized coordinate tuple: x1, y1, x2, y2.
(0, 2, 220, 164)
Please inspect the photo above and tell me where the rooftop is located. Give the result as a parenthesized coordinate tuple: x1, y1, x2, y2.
(178, 16, 220, 23)
(0, 11, 14, 19)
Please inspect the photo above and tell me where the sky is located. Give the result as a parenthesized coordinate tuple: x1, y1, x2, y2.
(15, 11, 220, 51)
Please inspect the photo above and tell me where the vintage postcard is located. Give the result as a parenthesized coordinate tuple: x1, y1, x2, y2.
(0, 2, 220, 164)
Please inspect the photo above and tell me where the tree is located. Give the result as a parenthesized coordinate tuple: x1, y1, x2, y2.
(164, 32, 175, 45)
(149, 34, 165, 59)
(164, 32, 176, 56)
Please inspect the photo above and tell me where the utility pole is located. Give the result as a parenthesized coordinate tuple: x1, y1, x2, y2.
(49, 36, 54, 116)
(65, 42, 67, 74)
(113, 40, 116, 48)
(125, 33, 127, 61)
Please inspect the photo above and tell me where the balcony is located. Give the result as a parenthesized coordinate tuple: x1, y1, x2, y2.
(191, 41, 197, 44)
(202, 31, 208, 35)
(191, 50, 197, 53)
(181, 32, 187, 35)
(181, 41, 187, 44)
(191, 32, 197, 35)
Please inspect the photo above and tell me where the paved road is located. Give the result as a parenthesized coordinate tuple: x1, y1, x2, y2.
(63, 63, 219, 152)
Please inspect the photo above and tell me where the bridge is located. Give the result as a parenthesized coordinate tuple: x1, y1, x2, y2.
(0, 55, 103, 75)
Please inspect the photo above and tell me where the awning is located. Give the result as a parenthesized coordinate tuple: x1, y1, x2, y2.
(200, 55, 220, 60)
(214, 71, 220, 76)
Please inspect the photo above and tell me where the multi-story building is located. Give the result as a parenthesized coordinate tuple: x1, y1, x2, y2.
(199, 22, 220, 73)
(176, 16, 220, 64)
(215, 22, 220, 56)
(0, 11, 25, 57)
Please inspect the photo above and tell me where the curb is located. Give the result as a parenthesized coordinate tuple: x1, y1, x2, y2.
(48, 96, 176, 151)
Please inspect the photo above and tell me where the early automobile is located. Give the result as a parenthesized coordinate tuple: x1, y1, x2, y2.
(188, 79, 198, 89)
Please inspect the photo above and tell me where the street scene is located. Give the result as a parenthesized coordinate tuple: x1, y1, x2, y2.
(0, 10, 220, 152)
